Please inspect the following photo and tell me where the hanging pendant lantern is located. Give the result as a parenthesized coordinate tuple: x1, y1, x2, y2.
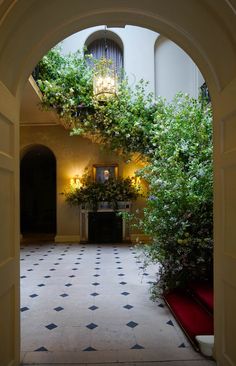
(93, 57, 117, 101)
(93, 26, 117, 101)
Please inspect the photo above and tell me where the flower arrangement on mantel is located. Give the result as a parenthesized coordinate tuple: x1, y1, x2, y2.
(64, 173, 140, 211)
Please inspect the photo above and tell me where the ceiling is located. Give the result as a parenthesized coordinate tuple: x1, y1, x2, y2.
(20, 76, 59, 126)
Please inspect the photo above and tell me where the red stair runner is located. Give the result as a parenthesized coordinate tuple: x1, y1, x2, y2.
(164, 284, 213, 349)
(188, 281, 213, 313)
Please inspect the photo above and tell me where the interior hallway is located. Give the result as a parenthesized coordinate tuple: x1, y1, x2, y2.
(20, 243, 215, 366)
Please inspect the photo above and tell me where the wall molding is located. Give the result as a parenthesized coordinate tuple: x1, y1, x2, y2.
(130, 233, 150, 244)
(54, 235, 80, 243)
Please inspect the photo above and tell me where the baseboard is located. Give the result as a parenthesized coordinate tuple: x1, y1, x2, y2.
(130, 233, 150, 244)
(54, 235, 80, 243)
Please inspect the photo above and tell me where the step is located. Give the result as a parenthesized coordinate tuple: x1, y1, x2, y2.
(195, 335, 214, 357)
(188, 282, 213, 313)
(164, 290, 214, 348)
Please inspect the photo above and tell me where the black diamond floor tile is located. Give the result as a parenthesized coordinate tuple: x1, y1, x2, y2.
(60, 293, 69, 297)
(29, 294, 38, 298)
(126, 321, 138, 328)
(131, 343, 144, 349)
(88, 305, 98, 311)
(123, 304, 133, 310)
(35, 346, 48, 351)
(37, 283, 45, 287)
(21, 306, 29, 312)
(121, 292, 130, 296)
(54, 306, 64, 312)
(119, 281, 127, 285)
(45, 323, 58, 330)
(83, 346, 96, 351)
(90, 292, 99, 297)
(86, 322, 98, 330)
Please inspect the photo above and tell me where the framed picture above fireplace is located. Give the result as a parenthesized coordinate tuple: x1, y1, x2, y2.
(93, 164, 118, 183)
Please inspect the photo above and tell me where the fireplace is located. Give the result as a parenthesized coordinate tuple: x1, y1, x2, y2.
(88, 212, 122, 243)
(80, 202, 131, 243)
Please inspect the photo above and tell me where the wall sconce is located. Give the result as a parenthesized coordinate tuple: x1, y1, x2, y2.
(131, 176, 141, 187)
(70, 175, 81, 189)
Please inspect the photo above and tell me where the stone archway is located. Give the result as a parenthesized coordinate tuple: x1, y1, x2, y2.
(0, 2, 236, 365)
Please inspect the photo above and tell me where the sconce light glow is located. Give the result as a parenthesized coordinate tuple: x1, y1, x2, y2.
(70, 175, 81, 189)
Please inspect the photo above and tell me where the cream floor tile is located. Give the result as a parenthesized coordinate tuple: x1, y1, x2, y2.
(20, 243, 215, 366)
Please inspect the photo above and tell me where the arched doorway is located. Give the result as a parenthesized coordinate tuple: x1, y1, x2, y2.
(0, 2, 236, 366)
(20, 145, 56, 238)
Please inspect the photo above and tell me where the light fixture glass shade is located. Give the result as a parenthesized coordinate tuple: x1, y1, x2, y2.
(93, 58, 117, 101)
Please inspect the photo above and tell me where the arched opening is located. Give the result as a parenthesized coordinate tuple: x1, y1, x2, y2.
(20, 145, 56, 239)
(154, 35, 205, 100)
(0, 3, 236, 366)
(19, 25, 214, 363)
(85, 29, 124, 71)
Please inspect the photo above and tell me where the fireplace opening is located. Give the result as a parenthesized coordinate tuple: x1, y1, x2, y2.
(88, 212, 123, 243)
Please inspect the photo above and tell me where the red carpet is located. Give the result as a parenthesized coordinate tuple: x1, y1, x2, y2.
(164, 282, 213, 349)
(188, 281, 213, 313)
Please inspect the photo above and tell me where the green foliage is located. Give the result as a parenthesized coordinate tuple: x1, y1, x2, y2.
(65, 172, 140, 211)
(72, 79, 158, 156)
(134, 94, 213, 294)
(36, 47, 94, 128)
(35, 47, 159, 152)
(35, 48, 213, 295)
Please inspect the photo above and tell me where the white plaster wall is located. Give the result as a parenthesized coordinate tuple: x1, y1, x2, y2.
(61, 25, 157, 93)
(61, 26, 204, 100)
(155, 37, 204, 101)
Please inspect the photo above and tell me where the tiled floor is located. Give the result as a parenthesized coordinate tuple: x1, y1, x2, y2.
(20, 243, 215, 365)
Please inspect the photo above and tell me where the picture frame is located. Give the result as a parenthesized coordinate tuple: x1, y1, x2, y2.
(93, 164, 118, 183)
